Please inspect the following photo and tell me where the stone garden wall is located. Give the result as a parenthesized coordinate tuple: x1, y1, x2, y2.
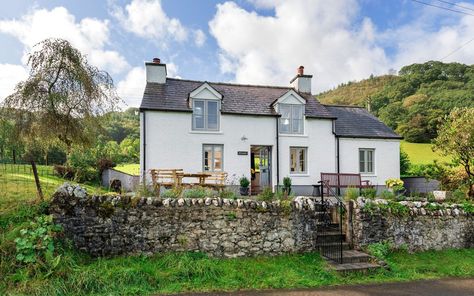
(350, 198, 474, 251)
(50, 184, 321, 257)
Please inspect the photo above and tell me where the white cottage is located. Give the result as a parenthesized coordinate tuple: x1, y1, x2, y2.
(139, 59, 401, 194)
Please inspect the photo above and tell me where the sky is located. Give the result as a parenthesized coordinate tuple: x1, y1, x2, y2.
(1, 0, 474, 108)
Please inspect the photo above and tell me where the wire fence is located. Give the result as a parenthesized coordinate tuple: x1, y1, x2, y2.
(0, 162, 62, 200)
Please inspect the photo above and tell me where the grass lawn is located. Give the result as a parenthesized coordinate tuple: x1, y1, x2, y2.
(115, 163, 140, 175)
(1, 163, 473, 295)
(1, 247, 473, 295)
(400, 140, 451, 165)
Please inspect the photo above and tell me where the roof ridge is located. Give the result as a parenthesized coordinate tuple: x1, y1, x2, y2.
(166, 77, 293, 90)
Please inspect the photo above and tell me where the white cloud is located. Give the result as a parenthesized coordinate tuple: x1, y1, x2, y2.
(0, 64, 28, 101)
(0, 6, 129, 74)
(111, 0, 205, 48)
(209, 0, 390, 93)
(116, 62, 180, 108)
(194, 29, 206, 47)
(117, 67, 146, 108)
(210, 1, 474, 93)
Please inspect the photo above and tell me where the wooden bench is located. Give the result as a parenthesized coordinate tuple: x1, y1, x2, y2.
(318, 173, 373, 196)
(150, 169, 184, 193)
(203, 172, 227, 191)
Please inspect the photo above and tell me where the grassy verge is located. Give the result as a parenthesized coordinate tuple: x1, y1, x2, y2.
(401, 140, 451, 165)
(1, 247, 473, 295)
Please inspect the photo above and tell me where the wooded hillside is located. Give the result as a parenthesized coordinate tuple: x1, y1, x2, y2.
(317, 61, 474, 143)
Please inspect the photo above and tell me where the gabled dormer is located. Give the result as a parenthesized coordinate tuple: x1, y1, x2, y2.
(273, 89, 306, 135)
(188, 82, 223, 131)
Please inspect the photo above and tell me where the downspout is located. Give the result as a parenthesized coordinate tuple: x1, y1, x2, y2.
(142, 111, 147, 184)
(332, 119, 341, 196)
(276, 116, 280, 190)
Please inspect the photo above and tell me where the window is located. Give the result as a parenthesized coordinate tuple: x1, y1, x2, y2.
(279, 104, 304, 134)
(193, 100, 219, 130)
(290, 147, 307, 174)
(359, 149, 375, 174)
(203, 144, 223, 172)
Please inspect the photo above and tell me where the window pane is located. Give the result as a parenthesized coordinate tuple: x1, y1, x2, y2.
(280, 118, 290, 133)
(193, 101, 205, 129)
(359, 150, 365, 173)
(292, 105, 303, 120)
(203, 146, 212, 171)
(207, 101, 218, 130)
(299, 149, 305, 173)
(213, 146, 222, 171)
(290, 148, 297, 172)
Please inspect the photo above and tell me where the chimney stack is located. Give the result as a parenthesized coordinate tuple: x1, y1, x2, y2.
(146, 57, 167, 84)
(290, 65, 312, 94)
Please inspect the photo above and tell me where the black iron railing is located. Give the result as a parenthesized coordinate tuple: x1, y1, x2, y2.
(316, 180, 345, 264)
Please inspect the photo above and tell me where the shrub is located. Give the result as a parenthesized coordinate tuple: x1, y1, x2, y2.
(183, 187, 213, 199)
(239, 176, 250, 188)
(379, 189, 395, 200)
(53, 165, 75, 180)
(461, 202, 474, 214)
(385, 178, 404, 189)
(257, 187, 274, 201)
(161, 187, 182, 199)
(14, 215, 63, 267)
(344, 187, 359, 201)
(367, 241, 393, 260)
(74, 167, 99, 183)
(283, 177, 292, 194)
(97, 158, 116, 174)
(219, 188, 237, 200)
(361, 187, 377, 199)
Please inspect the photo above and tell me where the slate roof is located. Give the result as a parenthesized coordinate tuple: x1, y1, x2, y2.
(325, 105, 402, 139)
(140, 78, 401, 139)
(140, 78, 335, 118)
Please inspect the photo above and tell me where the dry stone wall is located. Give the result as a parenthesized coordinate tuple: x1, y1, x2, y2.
(350, 197, 474, 251)
(50, 184, 322, 257)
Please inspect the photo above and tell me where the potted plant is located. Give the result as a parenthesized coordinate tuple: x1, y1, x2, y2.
(385, 178, 405, 195)
(282, 176, 292, 197)
(239, 176, 250, 196)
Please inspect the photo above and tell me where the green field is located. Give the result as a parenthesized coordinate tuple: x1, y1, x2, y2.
(115, 163, 140, 175)
(1, 164, 474, 295)
(401, 141, 451, 165)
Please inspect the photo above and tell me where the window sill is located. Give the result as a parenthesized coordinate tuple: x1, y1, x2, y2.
(289, 174, 310, 177)
(189, 130, 223, 135)
(279, 133, 308, 138)
(361, 174, 377, 177)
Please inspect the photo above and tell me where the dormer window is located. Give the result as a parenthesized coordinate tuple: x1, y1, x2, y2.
(190, 82, 222, 131)
(279, 104, 304, 134)
(193, 100, 219, 130)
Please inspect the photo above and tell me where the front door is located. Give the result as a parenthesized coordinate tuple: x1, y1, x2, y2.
(259, 147, 271, 188)
(250, 146, 272, 194)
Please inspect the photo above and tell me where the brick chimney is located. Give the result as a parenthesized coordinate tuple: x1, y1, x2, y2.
(290, 65, 312, 94)
(145, 57, 167, 84)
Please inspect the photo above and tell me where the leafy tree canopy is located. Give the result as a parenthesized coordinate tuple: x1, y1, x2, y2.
(318, 61, 474, 143)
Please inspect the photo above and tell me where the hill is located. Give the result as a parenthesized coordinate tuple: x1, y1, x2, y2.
(317, 61, 474, 143)
(317, 75, 397, 106)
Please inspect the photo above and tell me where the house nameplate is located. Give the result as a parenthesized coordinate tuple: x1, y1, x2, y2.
(237, 151, 248, 155)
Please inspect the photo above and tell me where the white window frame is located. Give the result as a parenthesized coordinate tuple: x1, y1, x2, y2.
(192, 99, 220, 131)
(279, 104, 304, 134)
(359, 148, 375, 174)
(289, 147, 307, 174)
(203, 144, 224, 172)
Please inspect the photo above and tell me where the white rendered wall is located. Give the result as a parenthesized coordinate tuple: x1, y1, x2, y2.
(338, 138, 400, 187)
(140, 110, 336, 187)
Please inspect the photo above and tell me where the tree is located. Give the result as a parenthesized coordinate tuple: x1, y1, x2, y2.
(1, 38, 119, 200)
(400, 148, 411, 176)
(433, 108, 474, 197)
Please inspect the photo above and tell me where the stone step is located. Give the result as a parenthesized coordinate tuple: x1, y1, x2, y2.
(341, 250, 373, 264)
(316, 242, 351, 251)
(316, 232, 346, 243)
(329, 262, 381, 273)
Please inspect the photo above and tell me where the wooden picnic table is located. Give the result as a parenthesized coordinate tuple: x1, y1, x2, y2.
(181, 172, 212, 186)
